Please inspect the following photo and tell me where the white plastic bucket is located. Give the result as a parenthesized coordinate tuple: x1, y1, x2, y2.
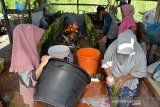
(48, 45, 73, 63)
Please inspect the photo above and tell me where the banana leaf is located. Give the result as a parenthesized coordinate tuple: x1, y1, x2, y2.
(38, 16, 64, 57)
(84, 14, 99, 49)
(111, 85, 118, 107)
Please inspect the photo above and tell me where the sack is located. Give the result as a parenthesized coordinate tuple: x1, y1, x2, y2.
(142, 9, 156, 26)
(152, 62, 160, 82)
(146, 22, 160, 44)
(147, 61, 160, 74)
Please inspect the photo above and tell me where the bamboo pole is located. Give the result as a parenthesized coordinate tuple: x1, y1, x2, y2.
(27, 0, 32, 23)
(154, 0, 160, 23)
(46, 3, 108, 7)
(77, 0, 79, 14)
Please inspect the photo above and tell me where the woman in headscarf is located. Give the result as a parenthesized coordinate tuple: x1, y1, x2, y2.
(9, 24, 51, 107)
(102, 29, 147, 107)
(118, 4, 136, 34)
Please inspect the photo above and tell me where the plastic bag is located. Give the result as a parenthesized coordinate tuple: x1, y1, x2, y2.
(15, 1, 23, 12)
(146, 22, 160, 44)
(152, 63, 160, 82)
(142, 9, 156, 26)
(147, 61, 160, 74)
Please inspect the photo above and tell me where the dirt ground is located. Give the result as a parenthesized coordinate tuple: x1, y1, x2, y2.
(0, 35, 27, 107)
(0, 35, 103, 107)
(0, 35, 96, 107)
(0, 34, 106, 107)
(1, 34, 160, 107)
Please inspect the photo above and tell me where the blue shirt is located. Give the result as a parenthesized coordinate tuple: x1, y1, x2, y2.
(103, 13, 112, 36)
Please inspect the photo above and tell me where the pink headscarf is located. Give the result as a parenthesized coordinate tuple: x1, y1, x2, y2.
(118, 4, 136, 34)
(9, 24, 44, 72)
(121, 4, 135, 18)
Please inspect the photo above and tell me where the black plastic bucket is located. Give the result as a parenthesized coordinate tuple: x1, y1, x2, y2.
(34, 58, 91, 107)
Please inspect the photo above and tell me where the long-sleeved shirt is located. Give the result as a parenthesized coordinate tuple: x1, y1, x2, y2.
(103, 13, 118, 39)
(103, 13, 112, 35)
(102, 30, 147, 90)
(18, 71, 37, 107)
(18, 71, 37, 88)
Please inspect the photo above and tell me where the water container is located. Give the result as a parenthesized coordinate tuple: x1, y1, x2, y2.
(77, 48, 100, 77)
(34, 58, 91, 107)
(48, 45, 73, 63)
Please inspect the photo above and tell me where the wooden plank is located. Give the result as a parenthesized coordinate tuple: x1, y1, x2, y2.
(141, 80, 159, 107)
(47, 3, 108, 7)
(77, 0, 79, 14)
(21, 0, 28, 23)
(26, 0, 32, 23)
(6, 9, 28, 14)
(154, 0, 160, 22)
(133, 79, 160, 107)
(138, 80, 151, 107)
(143, 78, 160, 102)
(139, 80, 151, 97)
(6, 8, 43, 14)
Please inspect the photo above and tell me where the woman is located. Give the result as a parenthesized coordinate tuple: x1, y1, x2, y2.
(119, 4, 136, 34)
(97, 5, 118, 49)
(9, 24, 51, 107)
(102, 29, 147, 107)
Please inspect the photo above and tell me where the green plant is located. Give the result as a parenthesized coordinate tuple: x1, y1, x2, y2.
(111, 84, 118, 107)
(84, 14, 98, 48)
(39, 15, 64, 56)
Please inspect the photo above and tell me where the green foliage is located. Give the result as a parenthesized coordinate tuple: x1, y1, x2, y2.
(38, 15, 64, 56)
(132, 0, 157, 21)
(0, 0, 35, 10)
(47, 0, 109, 13)
(110, 0, 157, 21)
(84, 14, 99, 48)
(111, 84, 118, 107)
(0, 0, 157, 21)
(4, 0, 26, 9)
(46, 0, 157, 21)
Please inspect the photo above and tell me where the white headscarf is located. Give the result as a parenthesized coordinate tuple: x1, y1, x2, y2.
(117, 30, 137, 55)
(102, 29, 147, 90)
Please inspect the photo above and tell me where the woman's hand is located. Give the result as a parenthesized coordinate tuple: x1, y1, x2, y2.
(106, 76, 115, 87)
(116, 74, 135, 90)
(35, 55, 51, 80)
(116, 76, 126, 90)
(40, 55, 51, 67)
